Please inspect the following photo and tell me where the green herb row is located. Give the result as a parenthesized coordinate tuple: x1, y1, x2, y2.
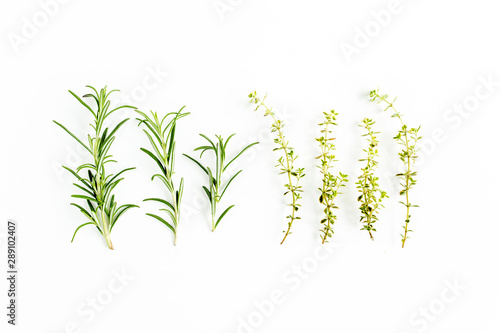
(55, 86, 421, 249)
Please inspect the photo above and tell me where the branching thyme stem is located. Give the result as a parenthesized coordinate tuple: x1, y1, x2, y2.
(356, 118, 388, 240)
(369, 89, 421, 248)
(249, 92, 304, 244)
(316, 110, 347, 244)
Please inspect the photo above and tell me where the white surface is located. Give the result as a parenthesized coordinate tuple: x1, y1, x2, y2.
(1, 0, 499, 332)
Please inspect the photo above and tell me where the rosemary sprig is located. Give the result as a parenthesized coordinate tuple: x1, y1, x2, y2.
(54, 86, 139, 250)
(136, 107, 189, 246)
(356, 118, 388, 240)
(184, 134, 258, 231)
(316, 110, 348, 244)
(248, 91, 305, 244)
(369, 89, 422, 247)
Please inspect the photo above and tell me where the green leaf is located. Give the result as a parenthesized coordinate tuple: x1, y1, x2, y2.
(159, 208, 176, 226)
(202, 186, 212, 202)
(214, 205, 235, 229)
(138, 116, 162, 144)
(106, 118, 130, 143)
(76, 163, 96, 173)
(71, 194, 98, 202)
(220, 170, 242, 200)
(223, 133, 236, 151)
(111, 204, 139, 230)
(71, 222, 96, 243)
(146, 213, 176, 234)
(144, 197, 175, 212)
(223, 141, 259, 172)
(167, 123, 177, 163)
(69, 90, 96, 117)
(177, 178, 184, 205)
(70, 203, 94, 221)
(53, 121, 92, 154)
(142, 129, 163, 162)
(108, 104, 136, 116)
(199, 133, 216, 150)
(141, 148, 166, 174)
(105, 167, 135, 187)
(72, 183, 95, 198)
(183, 154, 209, 175)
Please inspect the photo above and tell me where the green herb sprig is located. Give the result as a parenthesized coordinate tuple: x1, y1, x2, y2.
(54, 86, 139, 250)
(248, 91, 305, 244)
(316, 110, 348, 244)
(136, 108, 189, 245)
(369, 89, 421, 247)
(356, 118, 388, 240)
(184, 134, 258, 231)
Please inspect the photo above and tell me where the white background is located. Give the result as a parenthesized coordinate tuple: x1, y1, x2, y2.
(1, 0, 499, 332)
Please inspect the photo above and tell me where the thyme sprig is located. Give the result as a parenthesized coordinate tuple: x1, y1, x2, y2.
(356, 118, 388, 240)
(369, 89, 421, 247)
(54, 86, 139, 250)
(136, 107, 189, 246)
(316, 110, 348, 244)
(184, 134, 258, 231)
(248, 91, 305, 244)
